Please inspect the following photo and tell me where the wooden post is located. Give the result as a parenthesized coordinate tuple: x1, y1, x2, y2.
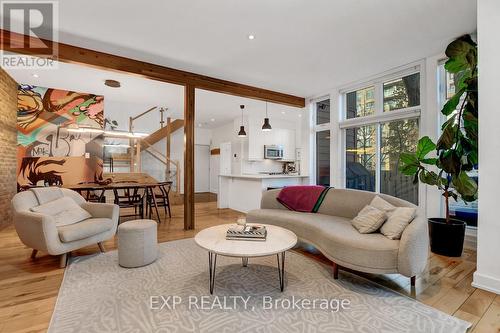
(129, 116, 135, 172)
(184, 85, 195, 230)
(136, 139, 141, 172)
(166, 117, 171, 175)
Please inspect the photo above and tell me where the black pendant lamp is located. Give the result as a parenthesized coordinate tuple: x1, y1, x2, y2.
(237, 104, 247, 137)
(262, 101, 272, 131)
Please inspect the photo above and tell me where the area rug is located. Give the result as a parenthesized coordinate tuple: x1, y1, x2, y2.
(48, 239, 471, 333)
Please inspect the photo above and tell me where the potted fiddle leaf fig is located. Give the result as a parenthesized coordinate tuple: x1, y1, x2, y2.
(399, 34, 478, 257)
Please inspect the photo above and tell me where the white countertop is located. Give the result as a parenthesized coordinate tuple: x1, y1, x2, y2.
(219, 174, 309, 179)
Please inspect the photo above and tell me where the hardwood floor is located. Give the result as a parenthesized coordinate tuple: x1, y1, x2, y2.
(0, 202, 498, 333)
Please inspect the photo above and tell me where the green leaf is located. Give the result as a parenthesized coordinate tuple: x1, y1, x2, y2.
(399, 153, 419, 175)
(415, 136, 436, 159)
(441, 113, 457, 131)
(442, 88, 465, 116)
(454, 69, 472, 90)
(463, 109, 478, 140)
(419, 170, 439, 186)
(436, 124, 457, 150)
(445, 57, 469, 73)
(400, 152, 418, 165)
(439, 151, 460, 174)
(421, 158, 438, 165)
(452, 171, 478, 198)
(445, 39, 473, 58)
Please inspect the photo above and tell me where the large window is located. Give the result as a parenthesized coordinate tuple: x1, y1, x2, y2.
(346, 87, 375, 119)
(314, 98, 331, 186)
(316, 130, 330, 186)
(316, 99, 330, 125)
(380, 119, 419, 203)
(341, 67, 421, 204)
(345, 125, 376, 191)
(383, 73, 420, 112)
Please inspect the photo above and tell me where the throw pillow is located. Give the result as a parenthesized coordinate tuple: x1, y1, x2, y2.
(30, 196, 91, 227)
(380, 207, 417, 240)
(370, 196, 396, 216)
(351, 205, 387, 234)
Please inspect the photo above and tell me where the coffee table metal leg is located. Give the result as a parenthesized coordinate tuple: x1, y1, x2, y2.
(208, 252, 217, 294)
(242, 257, 248, 267)
(276, 252, 286, 292)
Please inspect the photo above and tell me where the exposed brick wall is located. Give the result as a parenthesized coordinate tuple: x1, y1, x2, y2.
(0, 68, 18, 229)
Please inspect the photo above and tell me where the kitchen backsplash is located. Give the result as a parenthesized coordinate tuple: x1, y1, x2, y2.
(242, 159, 285, 174)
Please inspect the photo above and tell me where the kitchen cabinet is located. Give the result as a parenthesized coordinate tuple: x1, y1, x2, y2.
(247, 120, 296, 161)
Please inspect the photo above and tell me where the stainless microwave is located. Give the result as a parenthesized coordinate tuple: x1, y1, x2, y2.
(264, 145, 284, 159)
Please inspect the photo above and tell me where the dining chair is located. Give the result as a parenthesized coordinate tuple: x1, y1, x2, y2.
(146, 182, 172, 221)
(77, 182, 106, 203)
(113, 185, 145, 221)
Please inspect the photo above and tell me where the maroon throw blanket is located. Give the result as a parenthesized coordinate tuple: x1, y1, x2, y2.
(276, 185, 330, 213)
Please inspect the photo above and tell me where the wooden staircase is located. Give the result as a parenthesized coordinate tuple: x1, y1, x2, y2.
(141, 119, 184, 147)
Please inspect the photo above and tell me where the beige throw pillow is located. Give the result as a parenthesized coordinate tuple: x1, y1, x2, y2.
(380, 207, 417, 240)
(370, 196, 396, 216)
(30, 196, 91, 227)
(351, 205, 387, 234)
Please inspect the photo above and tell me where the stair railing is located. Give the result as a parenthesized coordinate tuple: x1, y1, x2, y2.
(139, 139, 180, 194)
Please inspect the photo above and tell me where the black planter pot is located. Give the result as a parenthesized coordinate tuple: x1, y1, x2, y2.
(428, 218, 466, 257)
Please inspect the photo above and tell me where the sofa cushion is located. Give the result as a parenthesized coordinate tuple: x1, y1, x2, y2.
(247, 209, 400, 270)
(370, 196, 397, 215)
(351, 205, 387, 233)
(57, 218, 114, 243)
(30, 196, 91, 227)
(381, 207, 416, 240)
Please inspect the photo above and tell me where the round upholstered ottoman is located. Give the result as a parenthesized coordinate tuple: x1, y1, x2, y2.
(118, 219, 158, 268)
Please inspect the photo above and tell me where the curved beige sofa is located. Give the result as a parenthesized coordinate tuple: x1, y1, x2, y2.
(247, 188, 429, 285)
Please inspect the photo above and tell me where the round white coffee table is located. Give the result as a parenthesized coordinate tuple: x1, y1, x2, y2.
(195, 224, 297, 294)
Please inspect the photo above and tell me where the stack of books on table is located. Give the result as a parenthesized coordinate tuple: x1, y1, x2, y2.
(226, 224, 267, 241)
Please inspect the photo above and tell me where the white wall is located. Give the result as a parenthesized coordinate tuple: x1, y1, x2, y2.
(145, 127, 212, 194)
(473, 0, 500, 295)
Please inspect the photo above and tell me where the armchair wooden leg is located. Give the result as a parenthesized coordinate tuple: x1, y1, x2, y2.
(98, 242, 106, 253)
(59, 253, 68, 268)
(30, 249, 38, 259)
(332, 262, 339, 279)
(410, 276, 416, 287)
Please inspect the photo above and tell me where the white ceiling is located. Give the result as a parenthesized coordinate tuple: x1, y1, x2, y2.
(5, 0, 477, 97)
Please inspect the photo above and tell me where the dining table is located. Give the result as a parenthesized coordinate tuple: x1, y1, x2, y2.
(65, 181, 170, 222)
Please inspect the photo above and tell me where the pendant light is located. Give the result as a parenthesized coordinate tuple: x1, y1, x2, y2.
(237, 104, 247, 137)
(262, 101, 272, 131)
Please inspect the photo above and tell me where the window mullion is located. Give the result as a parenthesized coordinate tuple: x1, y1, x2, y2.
(374, 82, 384, 116)
(375, 123, 381, 193)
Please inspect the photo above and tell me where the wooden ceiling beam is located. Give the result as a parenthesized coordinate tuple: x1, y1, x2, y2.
(0, 29, 305, 108)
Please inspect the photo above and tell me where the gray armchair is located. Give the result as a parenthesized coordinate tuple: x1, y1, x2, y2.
(11, 188, 119, 268)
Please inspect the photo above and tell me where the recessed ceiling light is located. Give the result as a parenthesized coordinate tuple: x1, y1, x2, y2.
(298, 114, 302, 118)
(281, 111, 286, 114)
(32, 73, 39, 78)
(198, 123, 202, 127)
(104, 79, 121, 88)
(210, 118, 215, 122)
(248, 34, 255, 40)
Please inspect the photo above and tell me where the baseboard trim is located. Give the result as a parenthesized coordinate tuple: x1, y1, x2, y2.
(472, 271, 500, 295)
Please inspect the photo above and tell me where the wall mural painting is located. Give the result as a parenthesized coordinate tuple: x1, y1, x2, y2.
(17, 156, 103, 191)
(16, 85, 105, 189)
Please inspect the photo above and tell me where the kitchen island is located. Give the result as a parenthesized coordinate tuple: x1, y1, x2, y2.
(218, 174, 309, 213)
